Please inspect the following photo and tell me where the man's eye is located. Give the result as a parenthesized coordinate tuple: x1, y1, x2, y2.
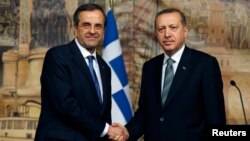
(158, 28, 165, 33)
(95, 24, 103, 29)
(78, 23, 90, 28)
(170, 26, 178, 31)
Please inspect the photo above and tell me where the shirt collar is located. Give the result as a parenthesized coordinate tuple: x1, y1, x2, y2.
(75, 38, 97, 59)
(163, 44, 185, 65)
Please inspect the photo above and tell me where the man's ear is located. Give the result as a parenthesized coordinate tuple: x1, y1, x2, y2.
(184, 26, 189, 38)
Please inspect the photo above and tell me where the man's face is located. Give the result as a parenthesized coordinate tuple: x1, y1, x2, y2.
(155, 12, 188, 56)
(74, 9, 105, 52)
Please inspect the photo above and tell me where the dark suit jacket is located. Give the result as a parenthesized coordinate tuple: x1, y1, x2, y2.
(126, 46, 226, 141)
(35, 40, 112, 141)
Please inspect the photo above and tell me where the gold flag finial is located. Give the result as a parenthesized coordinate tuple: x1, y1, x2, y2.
(109, 0, 114, 10)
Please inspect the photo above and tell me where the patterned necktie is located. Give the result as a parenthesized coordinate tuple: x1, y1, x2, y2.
(161, 58, 175, 106)
(87, 56, 102, 104)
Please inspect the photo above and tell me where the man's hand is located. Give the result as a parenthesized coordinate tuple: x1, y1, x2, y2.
(107, 123, 129, 141)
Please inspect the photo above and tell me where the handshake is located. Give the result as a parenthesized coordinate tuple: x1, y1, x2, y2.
(107, 123, 129, 141)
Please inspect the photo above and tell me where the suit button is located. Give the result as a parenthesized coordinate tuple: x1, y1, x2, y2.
(160, 117, 164, 122)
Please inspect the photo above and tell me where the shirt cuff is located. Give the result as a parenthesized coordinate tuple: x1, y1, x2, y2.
(100, 123, 109, 137)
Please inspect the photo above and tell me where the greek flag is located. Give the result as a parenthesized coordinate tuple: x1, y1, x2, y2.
(103, 8, 133, 125)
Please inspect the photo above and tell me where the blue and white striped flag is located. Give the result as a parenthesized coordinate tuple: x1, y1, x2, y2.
(103, 8, 133, 125)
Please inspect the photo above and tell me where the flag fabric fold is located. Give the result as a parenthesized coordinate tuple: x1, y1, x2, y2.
(103, 8, 133, 125)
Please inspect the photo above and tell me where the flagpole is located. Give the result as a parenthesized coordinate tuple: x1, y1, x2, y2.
(109, 0, 114, 10)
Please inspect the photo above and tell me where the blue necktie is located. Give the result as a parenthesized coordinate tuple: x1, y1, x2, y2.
(87, 56, 102, 104)
(161, 58, 175, 106)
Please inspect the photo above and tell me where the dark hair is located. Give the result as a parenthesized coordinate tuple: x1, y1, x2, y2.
(73, 3, 106, 27)
(155, 8, 186, 27)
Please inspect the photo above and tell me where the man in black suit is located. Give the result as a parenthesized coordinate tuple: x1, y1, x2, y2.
(126, 8, 226, 141)
(35, 3, 128, 141)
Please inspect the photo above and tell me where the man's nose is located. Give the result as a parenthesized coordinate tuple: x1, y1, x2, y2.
(164, 28, 171, 38)
(89, 26, 96, 34)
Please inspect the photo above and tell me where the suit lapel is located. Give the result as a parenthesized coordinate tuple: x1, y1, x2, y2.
(155, 55, 166, 111)
(69, 40, 103, 106)
(163, 47, 192, 109)
(69, 40, 92, 80)
(96, 55, 109, 113)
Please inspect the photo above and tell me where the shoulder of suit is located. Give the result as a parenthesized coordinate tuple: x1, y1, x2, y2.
(186, 46, 215, 59)
(143, 53, 164, 67)
(45, 42, 74, 59)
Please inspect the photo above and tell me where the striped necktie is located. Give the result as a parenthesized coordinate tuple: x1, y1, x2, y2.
(161, 58, 175, 106)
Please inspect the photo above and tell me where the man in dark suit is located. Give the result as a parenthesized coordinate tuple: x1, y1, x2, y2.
(126, 8, 226, 141)
(35, 3, 128, 141)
